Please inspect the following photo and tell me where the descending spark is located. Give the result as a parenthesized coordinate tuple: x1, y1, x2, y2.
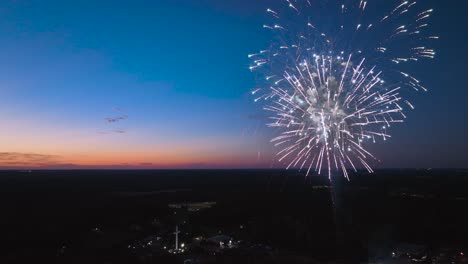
(249, 0, 437, 179)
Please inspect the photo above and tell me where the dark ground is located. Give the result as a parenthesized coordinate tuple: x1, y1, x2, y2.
(1, 169, 467, 263)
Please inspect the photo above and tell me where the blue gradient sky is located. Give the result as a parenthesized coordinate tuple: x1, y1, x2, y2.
(0, 0, 466, 169)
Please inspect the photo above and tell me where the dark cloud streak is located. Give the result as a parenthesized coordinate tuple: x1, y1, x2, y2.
(104, 115, 128, 123)
(0, 152, 63, 167)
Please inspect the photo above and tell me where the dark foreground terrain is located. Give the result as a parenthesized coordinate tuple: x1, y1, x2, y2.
(1, 169, 468, 263)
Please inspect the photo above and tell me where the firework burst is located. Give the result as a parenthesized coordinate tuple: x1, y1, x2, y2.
(249, 0, 437, 179)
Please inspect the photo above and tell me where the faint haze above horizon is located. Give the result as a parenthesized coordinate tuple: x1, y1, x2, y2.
(0, 0, 467, 170)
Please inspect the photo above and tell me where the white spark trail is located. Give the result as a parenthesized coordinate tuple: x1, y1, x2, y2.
(249, 0, 437, 179)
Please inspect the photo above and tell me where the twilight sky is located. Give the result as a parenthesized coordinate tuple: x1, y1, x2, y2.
(0, 0, 467, 169)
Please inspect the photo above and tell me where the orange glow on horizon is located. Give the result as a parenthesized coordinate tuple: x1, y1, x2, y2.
(0, 115, 271, 169)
